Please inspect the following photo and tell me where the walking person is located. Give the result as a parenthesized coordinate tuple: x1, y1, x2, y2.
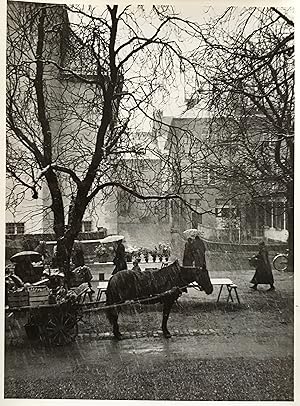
(183, 237, 194, 266)
(192, 235, 207, 269)
(250, 241, 275, 291)
(112, 239, 127, 275)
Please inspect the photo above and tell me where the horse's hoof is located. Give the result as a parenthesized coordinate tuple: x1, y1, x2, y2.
(113, 333, 122, 340)
(163, 332, 172, 339)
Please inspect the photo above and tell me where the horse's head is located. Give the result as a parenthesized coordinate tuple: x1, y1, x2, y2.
(191, 266, 213, 295)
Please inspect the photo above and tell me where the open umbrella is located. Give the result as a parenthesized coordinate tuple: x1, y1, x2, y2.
(10, 251, 42, 263)
(100, 235, 124, 244)
(183, 229, 203, 239)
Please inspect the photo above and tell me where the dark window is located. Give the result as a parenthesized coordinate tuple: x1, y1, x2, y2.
(208, 169, 216, 185)
(158, 200, 169, 223)
(192, 212, 202, 228)
(16, 223, 25, 234)
(118, 190, 135, 216)
(81, 221, 92, 232)
(6, 223, 15, 234)
(215, 206, 239, 219)
(190, 199, 202, 227)
(273, 202, 285, 229)
(265, 202, 272, 227)
(6, 222, 25, 235)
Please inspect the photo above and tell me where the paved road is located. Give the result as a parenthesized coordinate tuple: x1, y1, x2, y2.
(5, 331, 293, 400)
(5, 267, 294, 400)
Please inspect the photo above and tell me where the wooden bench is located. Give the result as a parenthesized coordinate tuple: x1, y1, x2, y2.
(96, 281, 109, 301)
(207, 278, 240, 304)
(96, 278, 240, 304)
(212, 278, 240, 304)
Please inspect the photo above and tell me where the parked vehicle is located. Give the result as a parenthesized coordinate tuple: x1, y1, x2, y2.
(272, 250, 289, 271)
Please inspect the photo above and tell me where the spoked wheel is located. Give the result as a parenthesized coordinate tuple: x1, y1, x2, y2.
(40, 307, 79, 346)
(272, 254, 288, 272)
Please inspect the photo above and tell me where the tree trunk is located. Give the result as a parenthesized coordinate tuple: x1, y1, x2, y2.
(287, 181, 294, 272)
(56, 237, 73, 286)
(56, 196, 87, 286)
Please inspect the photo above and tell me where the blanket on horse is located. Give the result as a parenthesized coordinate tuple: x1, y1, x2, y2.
(106, 261, 185, 304)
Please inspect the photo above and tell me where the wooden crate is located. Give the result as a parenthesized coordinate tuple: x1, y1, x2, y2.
(7, 289, 29, 308)
(27, 286, 50, 307)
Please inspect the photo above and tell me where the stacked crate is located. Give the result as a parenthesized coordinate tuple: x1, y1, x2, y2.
(7, 289, 29, 308)
(27, 286, 50, 307)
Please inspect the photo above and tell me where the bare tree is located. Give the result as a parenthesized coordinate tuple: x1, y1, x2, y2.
(186, 7, 294, 267)
(7, 2, 211, 279)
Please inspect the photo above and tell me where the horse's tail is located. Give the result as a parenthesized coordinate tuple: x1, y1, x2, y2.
(105, 283, 119, 325)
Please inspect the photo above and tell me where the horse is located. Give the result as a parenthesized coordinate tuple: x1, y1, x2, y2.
(105, 260, 213, 339)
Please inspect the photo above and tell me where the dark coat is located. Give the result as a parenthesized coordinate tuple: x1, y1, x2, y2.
(14, 260, 39, 284)
(183, 240, 194, 266)
(250, 247, 274, 285)
(192, 237, 206, 268)
(112, 242, 127, 275)
(72, 249, 85, 268)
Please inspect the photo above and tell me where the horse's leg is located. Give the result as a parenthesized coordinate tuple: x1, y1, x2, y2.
(161, 297, 176, 338)
(106, 307, 122, 340)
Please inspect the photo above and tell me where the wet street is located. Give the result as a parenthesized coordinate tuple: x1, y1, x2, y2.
(5, 267, 294, 401)
(5, 329, 293, 400)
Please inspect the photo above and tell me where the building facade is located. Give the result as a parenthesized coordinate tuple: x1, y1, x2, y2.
(6, 2, 288, 250)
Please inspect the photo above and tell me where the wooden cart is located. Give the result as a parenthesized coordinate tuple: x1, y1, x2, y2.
(6, 285, 91, 346)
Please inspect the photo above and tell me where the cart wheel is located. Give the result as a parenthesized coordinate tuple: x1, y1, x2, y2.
(40, 310, 78, 346)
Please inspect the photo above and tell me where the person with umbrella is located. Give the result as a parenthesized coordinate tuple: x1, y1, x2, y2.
(11, 251, 42, 284)
(112, 238, 127, 275)
(192, 235, 207, 269)
(182, 237, 194, 266)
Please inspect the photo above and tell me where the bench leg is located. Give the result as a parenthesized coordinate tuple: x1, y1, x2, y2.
(226, 286, 241, 304)
(233, 287, 241, 304)
(226, 286, 234, 303)
(217, 285, 224, 302)
(96, 289, 102, 302)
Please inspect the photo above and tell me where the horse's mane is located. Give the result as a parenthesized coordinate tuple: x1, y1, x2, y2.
(106, 260, 185, 303)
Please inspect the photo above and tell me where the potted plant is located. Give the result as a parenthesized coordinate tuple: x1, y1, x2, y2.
(151, 247, 158, 262)
(158, 244, 164, 262)
(133, 248, 142, 263)
(163, 245, 171, 262)
(126, 251, 133, 263)
(142, 247, 150, 263)
(95, 244, 109, 263)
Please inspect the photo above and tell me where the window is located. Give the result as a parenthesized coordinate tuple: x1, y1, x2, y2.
(118, 190, 132, 216)
(273, 202, 285, 229)
(190, 199, 202, 228)
(16, 223, 25, 234)
(264, 202, 272, 227)
(158, 200, 169, 223)
(6, 222, 25, 235)
(215, 200, 239, 219)
(81, 221, 92, 232)
(194, 168, 216, 186)
(208, 169, 216, 185)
